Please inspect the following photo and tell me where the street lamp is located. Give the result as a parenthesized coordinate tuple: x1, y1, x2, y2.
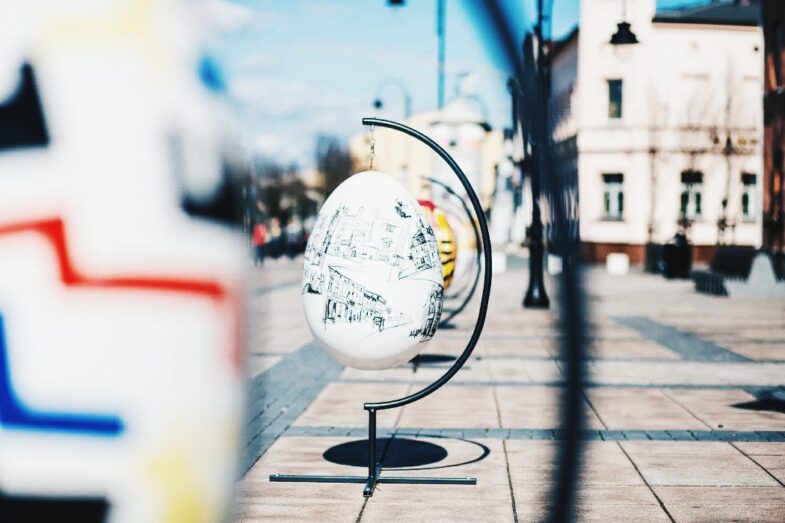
(372, 78, 412, 119)
(372, 78, 413, 187)
(520, 0, 550, 310)
(384, 0, 445, 109)
(610, 0, 639, 45)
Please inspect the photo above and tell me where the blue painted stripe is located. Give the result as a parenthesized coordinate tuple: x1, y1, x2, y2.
(0, 313, 123, 436)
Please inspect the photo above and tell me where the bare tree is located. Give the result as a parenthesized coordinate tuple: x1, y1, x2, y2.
(251, 159, 316, 226)
(716, 61, 756, 244)
(647, 86, 668, 244)
(315, 135, 353, 198)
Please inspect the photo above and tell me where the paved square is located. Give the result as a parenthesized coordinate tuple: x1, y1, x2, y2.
(237, 258, 785, 522)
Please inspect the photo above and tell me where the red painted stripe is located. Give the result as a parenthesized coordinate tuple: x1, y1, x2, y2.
(0, 217, 243, 371)
(418, 199, 437, 211)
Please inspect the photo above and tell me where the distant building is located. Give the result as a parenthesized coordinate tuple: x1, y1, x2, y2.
(761, 0, 785, 253)
(550, 0, 763, 264)
(349, 95, 503, 210)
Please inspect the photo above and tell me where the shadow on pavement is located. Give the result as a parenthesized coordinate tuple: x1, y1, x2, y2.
(322, 436, 491, 472)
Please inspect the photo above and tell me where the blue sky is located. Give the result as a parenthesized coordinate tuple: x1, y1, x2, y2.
(209, 0, 713, 166)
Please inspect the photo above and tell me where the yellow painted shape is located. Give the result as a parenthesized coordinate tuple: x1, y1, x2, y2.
(145, 449, 215, 523)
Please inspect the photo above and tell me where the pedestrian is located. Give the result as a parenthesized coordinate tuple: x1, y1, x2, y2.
(252, 222, 266, 266)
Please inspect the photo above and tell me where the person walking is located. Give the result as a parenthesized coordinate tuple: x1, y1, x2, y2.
(252, 222, 267, 266)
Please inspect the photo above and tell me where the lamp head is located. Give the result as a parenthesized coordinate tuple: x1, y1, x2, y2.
(610, 21, 639, 45)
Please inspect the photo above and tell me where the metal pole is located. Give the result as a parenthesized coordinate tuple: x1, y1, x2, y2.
(523, 0, 550, 309)
(437, 0, 446, 108)
(368, 409, 376, 479)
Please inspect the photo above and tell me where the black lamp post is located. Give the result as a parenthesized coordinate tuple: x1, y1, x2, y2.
(521, 0, 550, 309)
(385, 0, 445, 109)
(372, 78, 412, 119)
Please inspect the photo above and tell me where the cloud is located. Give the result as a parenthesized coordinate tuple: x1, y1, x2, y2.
(194, 0, 255, 33)
(227, 76, 366, 166)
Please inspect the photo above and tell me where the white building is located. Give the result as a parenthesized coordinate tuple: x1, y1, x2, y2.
(550, 0, 763, 264)
(349, 95, 503, 210)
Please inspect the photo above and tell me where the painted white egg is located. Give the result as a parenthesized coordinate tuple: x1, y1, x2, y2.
(302, 170, 444, 370)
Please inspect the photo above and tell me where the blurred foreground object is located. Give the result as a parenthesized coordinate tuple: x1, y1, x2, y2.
(0, 1, 247, 522)
(302, 171, 444, 370)
(762, 0, 785, 254)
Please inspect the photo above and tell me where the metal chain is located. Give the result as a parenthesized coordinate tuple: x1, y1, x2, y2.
(369, 124, 376, 170)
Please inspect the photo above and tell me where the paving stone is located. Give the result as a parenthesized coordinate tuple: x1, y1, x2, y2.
(734, 442, 785, 455)
(666, 389, 785, 431)
(587, 360, 785, 387)
(655, 486, 785, 523)
(589, 388, 706, 430)
(723, 342, 785, 361)
(589, 338, 681, 360)
(495, 386, 605, 429)
(506, 441, 645, 487)
(614, 316, 750, 362)
(620, 441, 780, 487)
(396, 385, 500, 429)
(293, 383, 408, 428)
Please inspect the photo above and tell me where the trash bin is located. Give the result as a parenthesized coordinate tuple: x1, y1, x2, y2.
(662, 233, 692, 279)
(644, 243, 663, 274)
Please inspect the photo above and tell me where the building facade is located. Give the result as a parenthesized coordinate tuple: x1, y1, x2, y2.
(349, 96, 503, 210)
(552, 0, 763, 264)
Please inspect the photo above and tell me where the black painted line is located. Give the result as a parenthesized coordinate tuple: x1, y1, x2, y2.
(338, 378, 784, 390)
(470, 354, 785, 364)
(614, 316, 752, 362)
(283, 426, 785, 442)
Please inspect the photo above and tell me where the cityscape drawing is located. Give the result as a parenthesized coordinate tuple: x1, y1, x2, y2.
(408, 282, 444, 341)
(322, 266, 410, 332)
(303, 196, 443, 343)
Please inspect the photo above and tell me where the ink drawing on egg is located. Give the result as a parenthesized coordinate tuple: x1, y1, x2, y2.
(302, 170, 444, 370)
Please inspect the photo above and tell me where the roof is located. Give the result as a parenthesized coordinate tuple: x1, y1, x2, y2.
(653, 0, 760, 27)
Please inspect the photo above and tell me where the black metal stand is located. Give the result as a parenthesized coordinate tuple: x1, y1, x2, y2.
(425, 177, 482, 327)
(269, 117, 493, 497)
(270, 408, 475, 495)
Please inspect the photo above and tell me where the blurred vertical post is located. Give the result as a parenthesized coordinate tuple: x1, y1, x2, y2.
(386, 0, 444, 109)
(522, 0, 550, 309)
(437, 0, 446, 109)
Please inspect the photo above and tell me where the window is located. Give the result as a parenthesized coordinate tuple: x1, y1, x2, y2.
(741, 173, 756, 220)
(680, 170, 703, 220)
(608, 79, 622, 119)
(602, 173, 624, 219)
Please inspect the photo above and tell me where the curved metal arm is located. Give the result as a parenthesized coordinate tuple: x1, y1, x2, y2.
(361, 117, 492, 411)
(426, 177, 482, 325)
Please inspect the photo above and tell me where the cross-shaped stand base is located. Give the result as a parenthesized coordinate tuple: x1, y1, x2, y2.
(269, 409, 477, 497)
